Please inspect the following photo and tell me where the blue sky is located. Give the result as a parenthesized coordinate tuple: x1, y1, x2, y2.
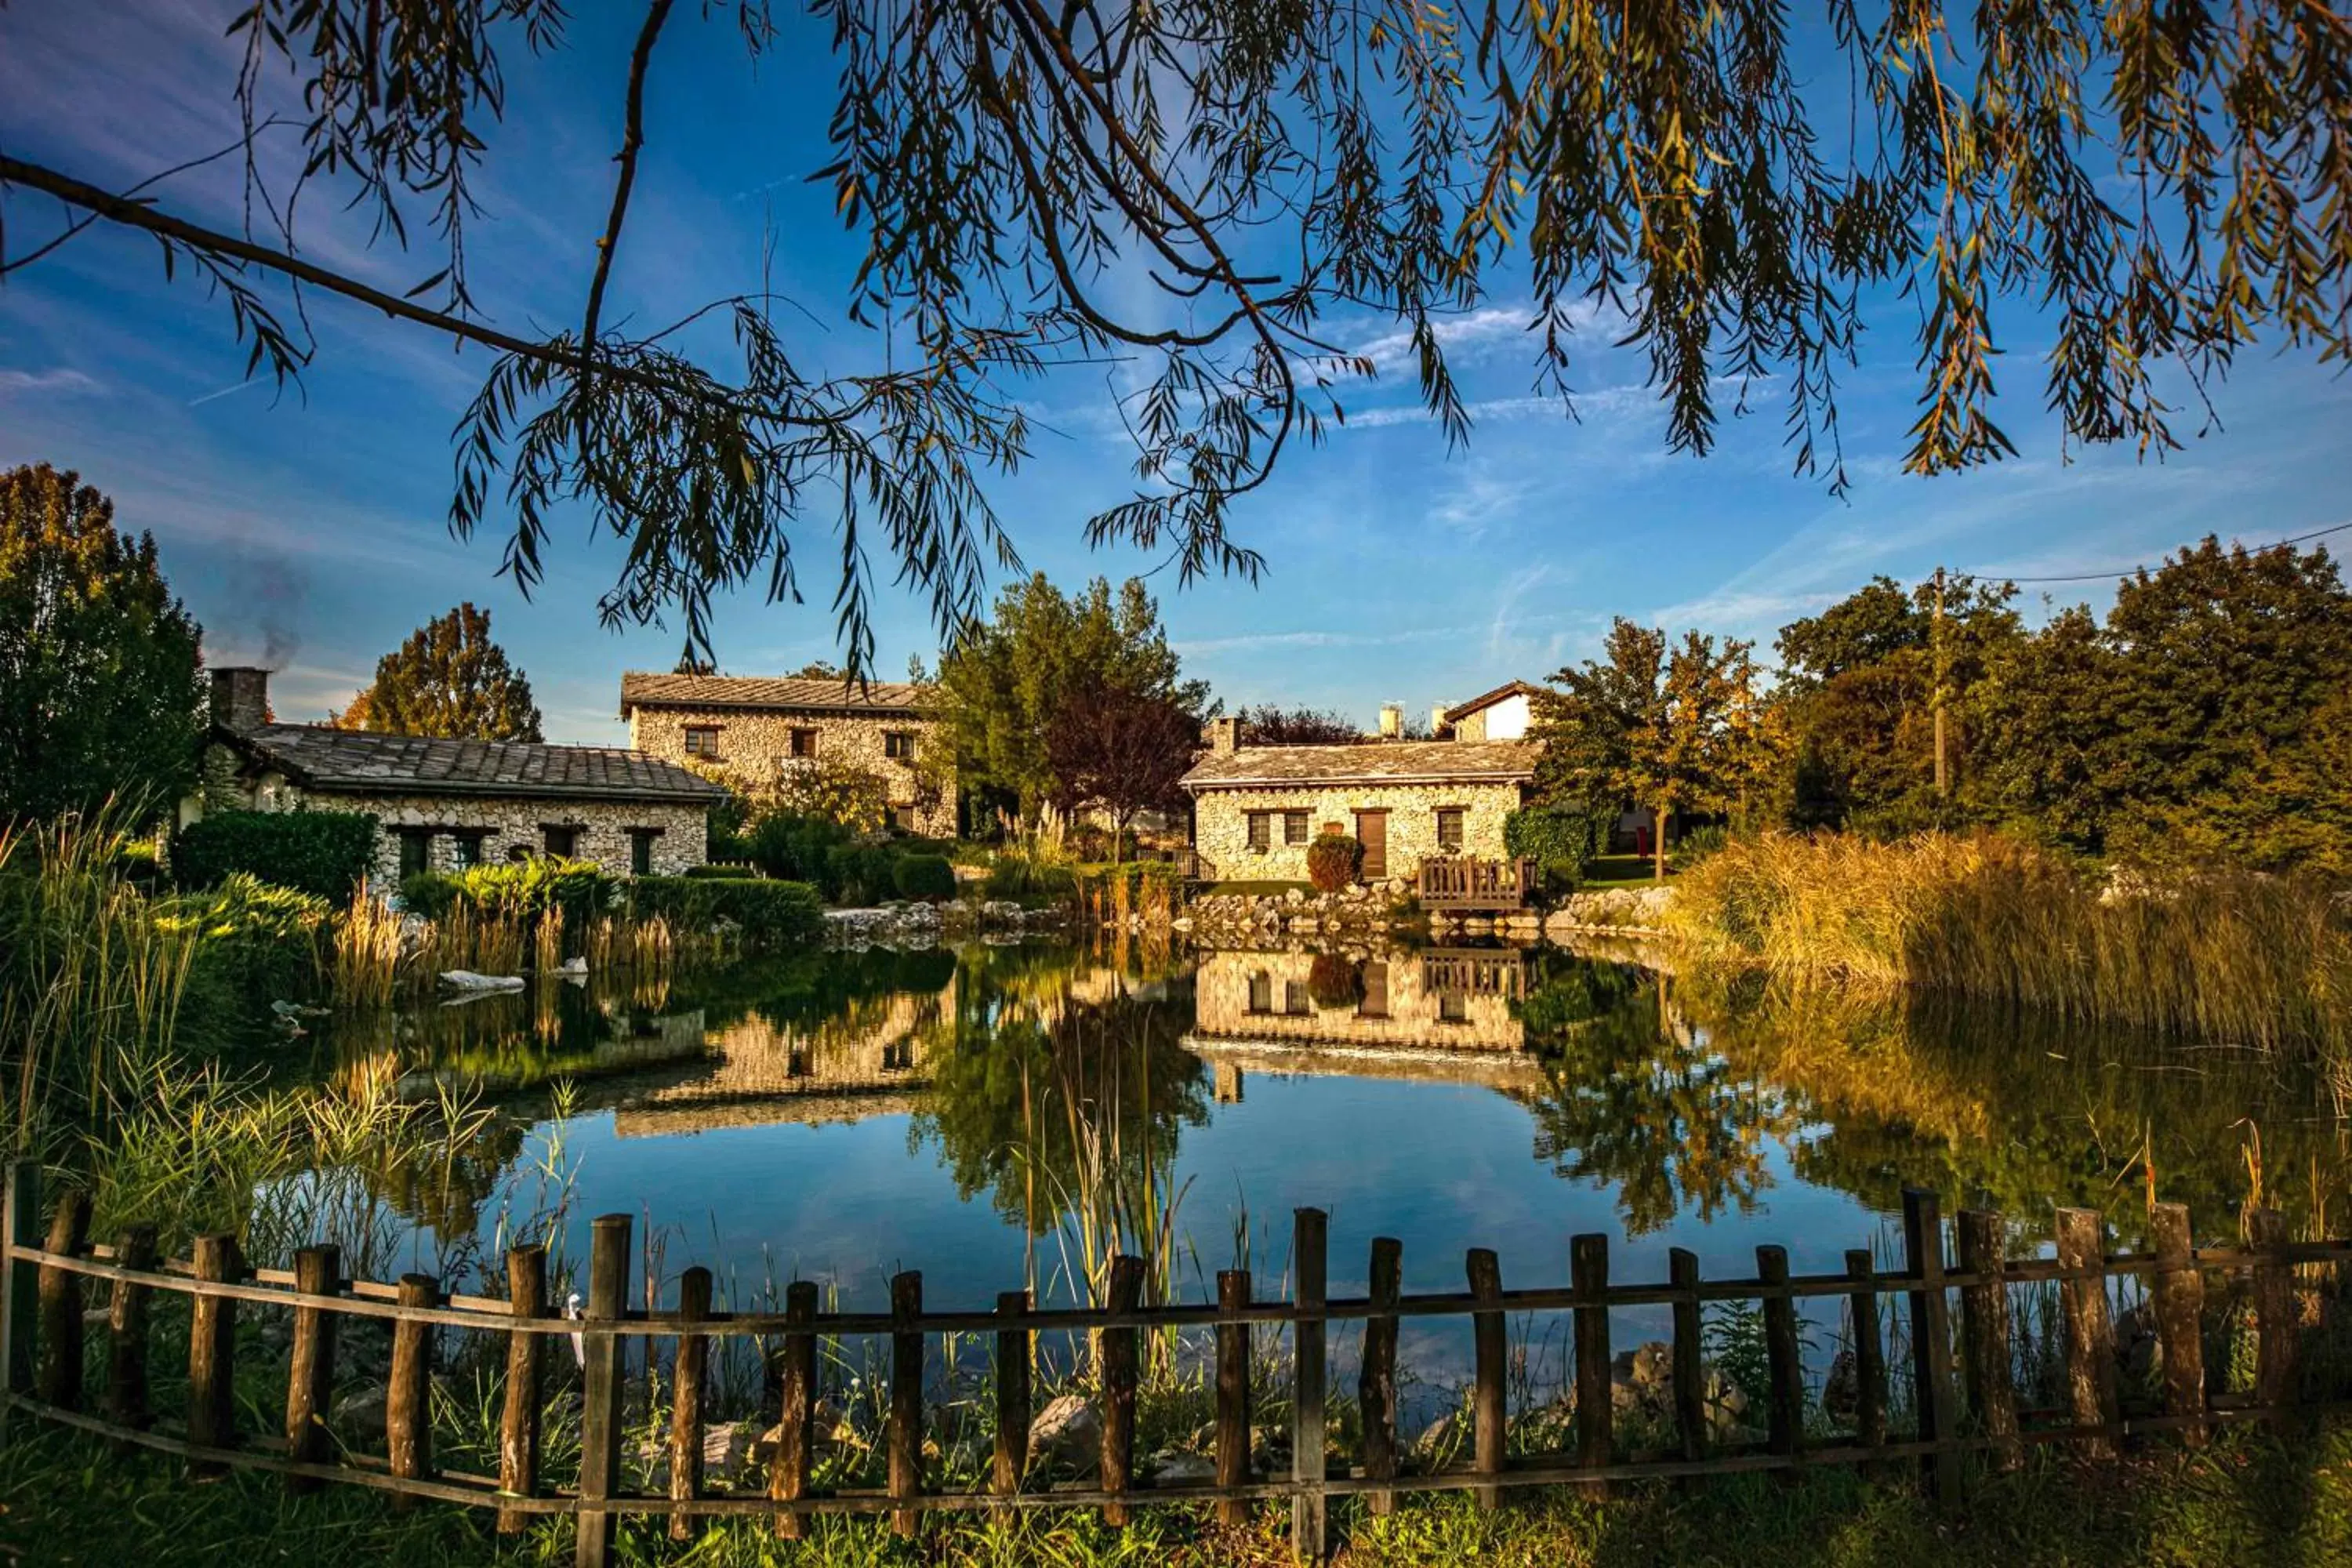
(4, 3, 2347, 744)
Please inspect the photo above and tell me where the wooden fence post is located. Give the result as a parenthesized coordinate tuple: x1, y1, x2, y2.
(1101, 1256, 1142, 1526)
(1758, 1246, 1804, 1475)
(187, 1232, 242, 1472)
(1218, 1269, 1255, 1526)
(889, 1270, 924, 1539)
(576, 1213, 631, 1568)
(1, 1162, 40, 1432)
(389, 1273, 437, 1505)
(773, 1280, 818, 1539)
(285, 1245, 341, 1490)
(1955, 1211, 2020, 1469)
(2147, 1203, 2205, 1446)
(2054, 1208, 2119, 1460)
(1845, 1249, 1888, 1469)
(1571, 1232, 1612, 1494)
(35, 1188, 91, 1410)
(1291, 1207, 1328, 1563)
(107, 1224, 158, 1443)
(670, 1266, 712, 1541)
(994, 1290, 1030, 1497)
(1901, 1189, 1961, 1504)
(1359, 1241, 1400, 1517)
(1466, 1246, 1505, 1512)
(2248, 1207, 2299, 1423)
(500, 1245, 548, 1534)
(1668, 1248, 1706, 1463)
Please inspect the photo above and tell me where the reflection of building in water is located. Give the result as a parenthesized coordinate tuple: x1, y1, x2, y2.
(1184, 946, 1539, 1099)
(610, 981, 956, 1138)
(1187, 947, 1526, 1051)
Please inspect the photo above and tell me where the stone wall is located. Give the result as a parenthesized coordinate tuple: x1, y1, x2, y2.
(627, 704, 956, 836)
(1191, 779, 1523, 882)
(199, 746, 707, 884)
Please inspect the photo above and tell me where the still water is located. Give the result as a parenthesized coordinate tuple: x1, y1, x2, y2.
(318, 939, 2343, 1334)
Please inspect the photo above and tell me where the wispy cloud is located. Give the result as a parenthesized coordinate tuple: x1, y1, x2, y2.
(0, 368, 102, 397)
(1174, 626, 1459, 655)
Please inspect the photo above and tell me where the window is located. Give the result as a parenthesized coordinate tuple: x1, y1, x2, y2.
(891, 804, 916, 833)
(626, 827, 660, 877)
(397, 829, 431, 880)
(1436, 807, 1465, 852)
(542, 824, 580, 858)
(884, 730, 917, 761)
(684, 725, 723, 759)
(1358, 960, 1391, 1018)
(1247, 971, 1274, 1014)
(1283, 981, 1312, 1017)
(788, 728, 819, 758)
(1438, 991, 1468, 1024)
(1247, 812, 1272, 852)
(451, 832, 488, 870)
(1283, 809, 1309, 845)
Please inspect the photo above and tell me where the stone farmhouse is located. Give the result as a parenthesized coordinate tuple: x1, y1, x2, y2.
(1439, 679, 1542, 741)
(188, 668, 724, 886)
(619, 672, 956, 837)
(1180, 713, 1538, 883)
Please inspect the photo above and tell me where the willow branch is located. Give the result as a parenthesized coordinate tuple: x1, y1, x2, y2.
(582, 0, 676, 350)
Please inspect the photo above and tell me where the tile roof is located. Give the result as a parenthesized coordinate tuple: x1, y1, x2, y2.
(619, 671, 936, 717)
(228, 725, 729, 804)
(1442, 679, 1544, 725)
(1181, 739, 1539, 790)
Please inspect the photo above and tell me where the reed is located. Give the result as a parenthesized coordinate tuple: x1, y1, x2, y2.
(1668, 832, 2352, 1062)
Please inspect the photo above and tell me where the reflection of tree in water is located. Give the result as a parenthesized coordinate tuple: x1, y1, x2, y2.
(1516, 952, 1801, 1234)
(1682, 972, 2350, 1242)
(913, 947, 1207, 1300)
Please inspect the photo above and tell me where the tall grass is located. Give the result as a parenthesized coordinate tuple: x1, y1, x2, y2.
(1668, 832, 2352, 1063)
(0, 813, 198, 1154)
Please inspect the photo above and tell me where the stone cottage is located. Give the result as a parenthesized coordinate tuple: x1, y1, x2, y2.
(619, 672, 956, 837)
(189, 667, 724, 886)
(1440, 679, 1543, 741)
(1180, 717, 1537, 883)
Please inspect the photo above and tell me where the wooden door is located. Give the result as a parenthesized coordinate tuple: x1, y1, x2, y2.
(1354, 809, 1388, 879)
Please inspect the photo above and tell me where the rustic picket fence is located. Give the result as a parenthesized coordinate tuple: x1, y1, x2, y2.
(3, 1163, 2347, 1567)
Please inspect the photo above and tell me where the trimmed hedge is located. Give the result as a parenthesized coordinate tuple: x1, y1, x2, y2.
(683, 862, 766, 880)
(174, 810, 379, 903)
(629, 877, 825, 947)
(891, 854, 956, 902)
(1305, 832, 1363, 893)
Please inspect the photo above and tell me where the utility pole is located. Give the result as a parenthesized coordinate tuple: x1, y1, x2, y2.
(1932, 566, 1949, 797)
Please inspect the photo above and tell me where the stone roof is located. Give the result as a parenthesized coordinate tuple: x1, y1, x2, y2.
(619, 671, 935, 717)
(1181, 739, 1539, 791)
(1442, 679, 1544, 725)
(225, 724, 729, 804)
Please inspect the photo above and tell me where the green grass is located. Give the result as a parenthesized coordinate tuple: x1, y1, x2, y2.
(1580, 856, 1668, 889)
(4, 1417, 2347, 1567)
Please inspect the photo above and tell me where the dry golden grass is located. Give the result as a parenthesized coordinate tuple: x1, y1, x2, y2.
(1668, 832, 2352, 1064)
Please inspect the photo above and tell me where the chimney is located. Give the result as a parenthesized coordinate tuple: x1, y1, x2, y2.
(1432, 704, 1451, 738)
(1377, 702, 1402, 739)
(210, 666, 270, 732)
(1207, 716, 1242, 756)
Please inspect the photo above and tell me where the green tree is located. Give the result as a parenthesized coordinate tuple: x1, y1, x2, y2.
(0, 464, 205, 824)
(336, 603, 543, 742)
(8, 7, 2342, 666)
(937, 575, 1208, 820)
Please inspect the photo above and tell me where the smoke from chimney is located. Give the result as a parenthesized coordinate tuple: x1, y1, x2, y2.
(223, 546, 307, 670)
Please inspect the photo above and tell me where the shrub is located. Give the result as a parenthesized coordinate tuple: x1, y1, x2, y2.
(628, 876, 825, 947)
(1506, 804, 1595, 899)
(158, 872, 332, 1010)
(1305, 832, 1363, 892)
(745, 811, 852, 884)
(1306, 953, 1363, 1008)
(397, 871, 460, 920)
(892, 854, 956, 902)
(684, 862, 764, 880)
(174, 811, 378, 902)
(823, 841, 903, 906)
(1669, 822, 1730, 871)
(393, 857, 616, 926)
(983, 855, 1076, 902)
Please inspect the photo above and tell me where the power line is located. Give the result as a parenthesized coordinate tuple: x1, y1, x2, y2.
(1974, 519, 2352, 586)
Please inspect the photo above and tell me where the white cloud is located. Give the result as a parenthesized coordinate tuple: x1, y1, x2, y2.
(0, 368, 102, 397)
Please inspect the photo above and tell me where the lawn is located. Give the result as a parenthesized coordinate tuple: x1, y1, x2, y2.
(1581, 855, 1669, 889)
(3, 1418, 2347, 1567)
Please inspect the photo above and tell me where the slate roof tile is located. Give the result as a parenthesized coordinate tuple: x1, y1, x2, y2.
(619, 672, 935, 716)
(1181, 739, 1538, 790)
(230, 725, 728, 804)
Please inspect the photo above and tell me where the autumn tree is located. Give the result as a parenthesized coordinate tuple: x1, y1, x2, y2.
(1237, 704, 1359, 746)
(7, 6, 2343, 667)
(1044, 683, 1201, 860)
(0, 464, 205, 824)
(336, 603, 543, 742)
(937, 575, 1208, 821)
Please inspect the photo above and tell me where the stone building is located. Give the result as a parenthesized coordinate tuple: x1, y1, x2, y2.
(619, 671, 956, 836)
(1441, 679, 1543, 742)
(1179, 716, 1537, 883)
(190, 667, 724, 886)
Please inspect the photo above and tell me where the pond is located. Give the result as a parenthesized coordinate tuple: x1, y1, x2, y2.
(307, 936, 2345, 1374)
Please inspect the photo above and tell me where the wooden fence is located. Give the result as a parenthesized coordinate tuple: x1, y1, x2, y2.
(3, 1163, 2347, 1567)
(1417, 856, 1535, 912)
